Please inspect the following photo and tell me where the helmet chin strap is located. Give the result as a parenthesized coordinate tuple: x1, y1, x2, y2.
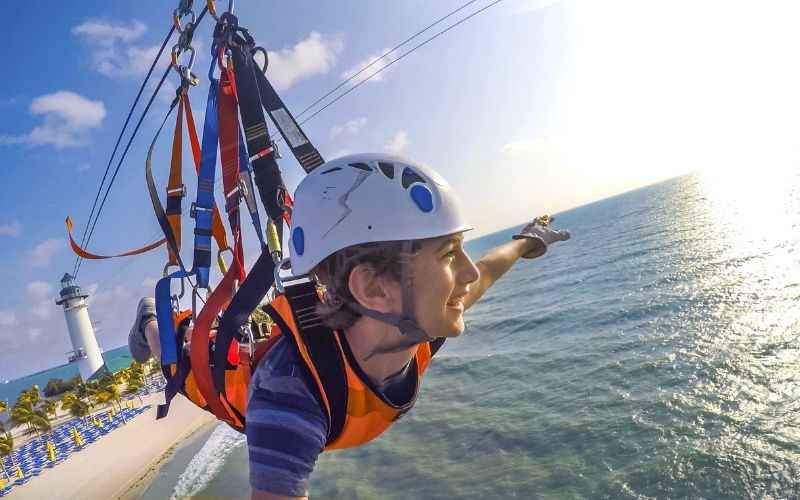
(347, 240, 435, 344)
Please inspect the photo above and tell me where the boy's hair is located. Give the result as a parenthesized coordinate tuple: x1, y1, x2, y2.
(312, 240, 416, 329)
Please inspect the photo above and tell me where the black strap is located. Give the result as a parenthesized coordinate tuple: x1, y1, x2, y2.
(157, 314, 195, 419)
(212, 251, 277, 395)
(264, 283, 348, 446)
(253, 62, 324, 173)
(429, 337, 446, 357)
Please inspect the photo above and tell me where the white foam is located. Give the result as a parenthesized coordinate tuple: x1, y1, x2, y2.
(170, 423, 246, 499)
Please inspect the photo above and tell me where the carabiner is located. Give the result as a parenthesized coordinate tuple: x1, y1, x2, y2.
(273, 258, 292, 294)
(162, 264, 187, 299)
(217, 246, 233, 274)
(172, 8, 196, 33)
(207, 0, 234, 22)
(192, 283, 208, 318)
(171, 45, 199, 85)
(253, 46, 269, 75)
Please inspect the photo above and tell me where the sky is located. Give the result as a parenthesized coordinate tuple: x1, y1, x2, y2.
(1, 0, 800, 380)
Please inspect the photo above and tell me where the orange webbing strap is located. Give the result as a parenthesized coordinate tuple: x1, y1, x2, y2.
(183, 96, 229, 253)
(65, 217, 165, 259)
(165, 90, 186, 266)
(189, 264, 242, 426)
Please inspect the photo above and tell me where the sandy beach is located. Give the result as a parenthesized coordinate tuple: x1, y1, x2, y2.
(3, 392, 215, 500)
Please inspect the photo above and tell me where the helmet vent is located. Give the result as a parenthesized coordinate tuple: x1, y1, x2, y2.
(401, 167, 426, 189)
(321, 167, 343, 175)
(377, 162, 395, 179)
(348, 162, 373, 172)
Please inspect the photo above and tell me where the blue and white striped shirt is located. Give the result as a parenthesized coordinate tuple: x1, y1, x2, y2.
(246, 337, 328, 497)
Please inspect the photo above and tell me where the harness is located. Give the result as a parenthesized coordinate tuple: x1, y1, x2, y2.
(63, 0, 443, 449)
(164, 278, 444, 448)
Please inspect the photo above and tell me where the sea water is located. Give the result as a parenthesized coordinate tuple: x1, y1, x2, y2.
(155, 171, 800, 498)
(0, 345, 134, 403)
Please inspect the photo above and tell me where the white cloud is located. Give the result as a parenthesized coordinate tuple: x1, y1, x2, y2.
(72, 20, 161, 77)
(0, 219, 22, 237)
(141, 277, 159, 291)
(28, 239, 67, 268)
(0, 92, 106, 148)
(327, 149, 353, 159)
(384, 131, 409, 153)
(27, 281, 55, 300)
(502, 141, 546, 157)
(27, 328, 43, 340)
(91, 285, 133, 305)
(340, 48, 398, 83)
(0, 311, 17, 327)
(265, 32, 344, 91)
(330, 117, 367, 139)
(31, 302, 52, 319)
(72, 19, 146, 42)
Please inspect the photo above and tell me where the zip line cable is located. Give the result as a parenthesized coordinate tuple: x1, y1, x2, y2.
(75, 7, 209, 277)
(79, 0, 502, 289)
(74, 64, 173, 278)
(296, 0, 504, 128)
(73, 24, 176, 277)
(293, 0, 480, 121)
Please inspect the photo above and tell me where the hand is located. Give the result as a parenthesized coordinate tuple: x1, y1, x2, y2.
(512, 215, 571, 259)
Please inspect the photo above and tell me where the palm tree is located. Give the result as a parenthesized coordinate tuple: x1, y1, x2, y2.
(60, 392, 78, 413)
(39, 399, 58, 421)
(122, 378, 145, 405)
(0, 433, 14, 481)
(9, 405, 36, 437)
(69, 401, 91, 426)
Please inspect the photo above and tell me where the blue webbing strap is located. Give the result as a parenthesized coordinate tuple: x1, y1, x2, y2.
(192, 76, 220, 289)
(155, 268, 195, 420)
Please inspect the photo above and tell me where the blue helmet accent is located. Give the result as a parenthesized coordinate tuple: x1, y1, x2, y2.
(292, 227, 305, 255)
(409, 185, 433, 213)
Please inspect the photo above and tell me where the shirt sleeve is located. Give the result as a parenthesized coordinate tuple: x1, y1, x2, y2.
(246, 340, 329, 497)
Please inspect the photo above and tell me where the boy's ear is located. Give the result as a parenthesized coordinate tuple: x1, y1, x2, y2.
(348, 263, 397, 313)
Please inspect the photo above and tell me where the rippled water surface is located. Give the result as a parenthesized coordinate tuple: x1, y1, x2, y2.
(161, 171, 800, 499)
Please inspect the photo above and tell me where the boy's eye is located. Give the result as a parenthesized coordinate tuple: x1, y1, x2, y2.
(443, 249, 456, 259)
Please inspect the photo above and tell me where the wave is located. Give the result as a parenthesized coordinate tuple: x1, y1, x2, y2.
(170, 423, 246, 499)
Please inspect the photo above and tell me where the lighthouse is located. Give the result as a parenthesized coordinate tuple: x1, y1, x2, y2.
(55, 273, 108, 381)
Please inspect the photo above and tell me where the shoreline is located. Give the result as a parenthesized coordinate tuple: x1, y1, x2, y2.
(3, 392, 215, 500)
(119, 413, 217, 499)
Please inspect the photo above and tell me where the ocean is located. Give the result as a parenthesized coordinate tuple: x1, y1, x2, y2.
(0, 345, 134, 403)
(104, 171, 800, 498)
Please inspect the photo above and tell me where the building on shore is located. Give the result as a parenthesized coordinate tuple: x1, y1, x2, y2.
(55, 273, 108, 381)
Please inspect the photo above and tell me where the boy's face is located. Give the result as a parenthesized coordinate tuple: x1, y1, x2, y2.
(404, 233, 480, 338)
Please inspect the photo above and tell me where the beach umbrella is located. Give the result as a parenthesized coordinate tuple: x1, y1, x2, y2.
(14, 467, 22, 480)
(46, 441, 55, 462)
(72, 428, 84, 447)
(107, 410, 112, 423)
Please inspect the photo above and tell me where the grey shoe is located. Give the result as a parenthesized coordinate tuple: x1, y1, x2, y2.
(128, 297, 157, 363)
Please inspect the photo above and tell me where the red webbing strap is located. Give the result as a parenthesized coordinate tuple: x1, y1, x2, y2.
(189, 265, 238, 424)
(218, 67, 245, 279)
(183, 98, 229, 253)
(165, 90, 186, 265)
(65, 217, 165, 259)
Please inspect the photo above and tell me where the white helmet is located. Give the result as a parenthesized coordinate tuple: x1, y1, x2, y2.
(288, 153, 471, 275)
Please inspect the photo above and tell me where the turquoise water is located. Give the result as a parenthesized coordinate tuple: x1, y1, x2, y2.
(151, 171, 800, 498)
(0, 345, 134, 404)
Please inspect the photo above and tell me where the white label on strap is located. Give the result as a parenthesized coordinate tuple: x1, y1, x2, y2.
(270, 108, 308, 148)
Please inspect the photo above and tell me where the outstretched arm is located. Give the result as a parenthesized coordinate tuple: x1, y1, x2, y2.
(463, 217, 570, 310)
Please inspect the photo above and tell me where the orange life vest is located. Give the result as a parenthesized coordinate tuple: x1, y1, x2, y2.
(160, 282, 435, 450)
(268, 294, 432, 450)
